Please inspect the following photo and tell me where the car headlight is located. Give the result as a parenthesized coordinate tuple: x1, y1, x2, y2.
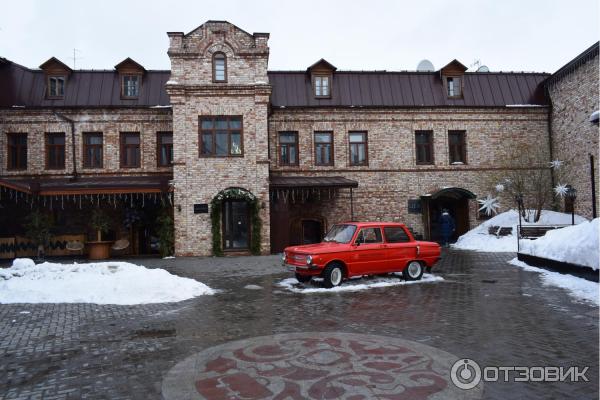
(306, 255, 313, 265)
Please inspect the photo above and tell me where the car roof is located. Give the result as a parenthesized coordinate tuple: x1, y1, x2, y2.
(340, 222, 407, 227)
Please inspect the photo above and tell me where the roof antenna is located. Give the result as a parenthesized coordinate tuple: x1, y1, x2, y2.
(71, 48, 82, 69)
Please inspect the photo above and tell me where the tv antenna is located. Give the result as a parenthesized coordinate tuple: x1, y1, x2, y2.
(71, 48, 82, 69)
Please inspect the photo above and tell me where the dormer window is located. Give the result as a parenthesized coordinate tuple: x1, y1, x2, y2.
(122, 75, 140, 98)
(307, 58, 336, 99)
(39, 57, 71, 99)
(314, 75, 331, 97)
(447, 77, 461, 98)
(439, 59, 467, 99)
(213, 52, 227, 82)
(114, 58, 146, 99)
(48, 76, 65, 98)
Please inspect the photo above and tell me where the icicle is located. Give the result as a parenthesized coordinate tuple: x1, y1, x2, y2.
(43, 196, 46, 207)
(50, 197, 53, 210)
(61, 195, 64, 210)
(97, 194, 100, 207)
(168, 192, 173, 205)
(142, 194, 145, 207)
(79, 195, 82, 209)
(130, 194, 133, 207)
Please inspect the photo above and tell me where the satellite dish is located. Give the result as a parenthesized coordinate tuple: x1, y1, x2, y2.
(417, 59, 435, 72)
(477, 65, 490, 72)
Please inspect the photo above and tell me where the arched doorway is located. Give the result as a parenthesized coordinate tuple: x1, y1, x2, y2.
(421, 188, 476, 243)
(210, 187, 260, 255)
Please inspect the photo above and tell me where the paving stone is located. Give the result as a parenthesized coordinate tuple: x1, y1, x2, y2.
(0, 250, 597, 399)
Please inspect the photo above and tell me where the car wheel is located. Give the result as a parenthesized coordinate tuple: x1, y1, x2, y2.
(403, 261, 423, 281)
(323, 263, 344, 288)
(295, 273, 312, 283)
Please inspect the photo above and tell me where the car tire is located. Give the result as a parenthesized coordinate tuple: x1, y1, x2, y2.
(295, 273, 312, 283)
(323, 263, 344, 288)
(403, 261, 424, 281)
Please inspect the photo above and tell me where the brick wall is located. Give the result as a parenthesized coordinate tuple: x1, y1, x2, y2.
(0, 108, 172, 176)
(269, 107, 551, 236)
(548, 54, 599, 219)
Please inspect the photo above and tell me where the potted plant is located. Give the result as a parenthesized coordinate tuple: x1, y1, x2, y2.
(87, 209, 112, 260)
(24, 209, 53, 262)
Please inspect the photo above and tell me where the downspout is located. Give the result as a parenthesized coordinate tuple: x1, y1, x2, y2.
(53, 112, 78, 181)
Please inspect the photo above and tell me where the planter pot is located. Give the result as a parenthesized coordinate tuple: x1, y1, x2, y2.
(87, 241, 113, 260)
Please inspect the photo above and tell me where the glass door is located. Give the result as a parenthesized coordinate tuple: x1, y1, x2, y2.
(222, 200, 249, 250)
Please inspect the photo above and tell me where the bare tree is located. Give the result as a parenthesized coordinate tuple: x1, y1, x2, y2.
(490, 142, 553, 223)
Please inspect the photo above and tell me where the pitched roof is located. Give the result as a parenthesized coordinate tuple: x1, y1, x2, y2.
(0, 58, 549, 109)
(0, 60, 170, 108)
(268, 71, 549, 108)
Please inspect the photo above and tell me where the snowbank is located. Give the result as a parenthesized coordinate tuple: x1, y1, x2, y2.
(277, 274, 444, 294)
(519, 219, 599, 269)
(453, 210, 587, 252)
(509, 258, 598, 306)
(0, 259, 214, 305)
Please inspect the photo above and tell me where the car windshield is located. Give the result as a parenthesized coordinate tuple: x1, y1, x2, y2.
(323, 224, 357, 244)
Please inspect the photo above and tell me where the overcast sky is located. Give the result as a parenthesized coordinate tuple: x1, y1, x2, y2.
(1, 0, 598, 73)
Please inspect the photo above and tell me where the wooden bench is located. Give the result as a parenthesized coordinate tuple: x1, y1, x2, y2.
(519, 225, 569, 239)
(487, 226, 513, 237)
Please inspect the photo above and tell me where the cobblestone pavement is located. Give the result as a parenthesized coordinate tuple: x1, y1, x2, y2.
(0, 249, 598, 399)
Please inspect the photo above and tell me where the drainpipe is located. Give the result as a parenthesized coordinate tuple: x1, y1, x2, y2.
(54, 112, 78, 181)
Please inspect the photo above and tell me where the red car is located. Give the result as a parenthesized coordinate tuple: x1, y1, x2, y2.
(283, 222, 441, 288)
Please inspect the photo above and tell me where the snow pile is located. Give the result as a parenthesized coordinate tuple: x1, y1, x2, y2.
(509, 258, 598, 306)
(277, 274, 444, 294)
(0, 259, 214, 305)
(453, 210, 587, 252)
(519, 219, 599, 269)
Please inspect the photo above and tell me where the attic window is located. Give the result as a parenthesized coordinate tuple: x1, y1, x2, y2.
(48, 76, 65, 98)
(122, 75, 140, 98)
(314, 75, 331, 97)
(446, 77, 462, 98)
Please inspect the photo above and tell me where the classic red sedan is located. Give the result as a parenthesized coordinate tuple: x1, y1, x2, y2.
(283, 222, 441, 288)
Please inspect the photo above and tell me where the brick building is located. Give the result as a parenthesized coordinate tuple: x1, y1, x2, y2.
(0, 21, 597, 257)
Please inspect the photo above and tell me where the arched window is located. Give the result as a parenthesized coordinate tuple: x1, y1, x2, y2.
(213, 52, 227, 82)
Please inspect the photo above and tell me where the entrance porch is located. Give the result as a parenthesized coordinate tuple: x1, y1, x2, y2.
(269, 176, 358, 253)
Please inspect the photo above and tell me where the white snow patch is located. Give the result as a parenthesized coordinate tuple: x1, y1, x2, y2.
(453, 210, 587, 252)
(162, 256, 176, 259)
(520, 219, 599, 269)
(18, 311, 31, 314)
(509, 258, 598, 306)
(244, 284, 263, 290)
(277, 274, 444, 294)
(0, 259, 214, 305)
(166, 80, 178, 85)
(150, 105, 172, 108)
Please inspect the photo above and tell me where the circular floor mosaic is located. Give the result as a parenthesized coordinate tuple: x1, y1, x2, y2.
(162, 332, 483, 400)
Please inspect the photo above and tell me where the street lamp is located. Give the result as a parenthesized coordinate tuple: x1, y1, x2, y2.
(566, 186, 577, 225)
(514, 193, 524, 252)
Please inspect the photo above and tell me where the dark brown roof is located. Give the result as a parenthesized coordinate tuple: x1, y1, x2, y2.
(0, 58, 549, 109)
(0, 175, 172, 195)
(270, 175, 358, 188)
(0, 61, 170, 108)
(268, 71, 549, 108)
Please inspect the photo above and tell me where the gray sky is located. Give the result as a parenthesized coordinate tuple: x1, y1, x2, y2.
(1, 0, 598, 73)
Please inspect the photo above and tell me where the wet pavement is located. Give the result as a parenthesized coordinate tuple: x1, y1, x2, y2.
(0, 249, 598, 399)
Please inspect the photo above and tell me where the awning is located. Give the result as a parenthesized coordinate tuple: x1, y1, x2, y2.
(422, 187, 477, 200)
(270, 176, 358, 189)
(0, 175, 173, 195)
